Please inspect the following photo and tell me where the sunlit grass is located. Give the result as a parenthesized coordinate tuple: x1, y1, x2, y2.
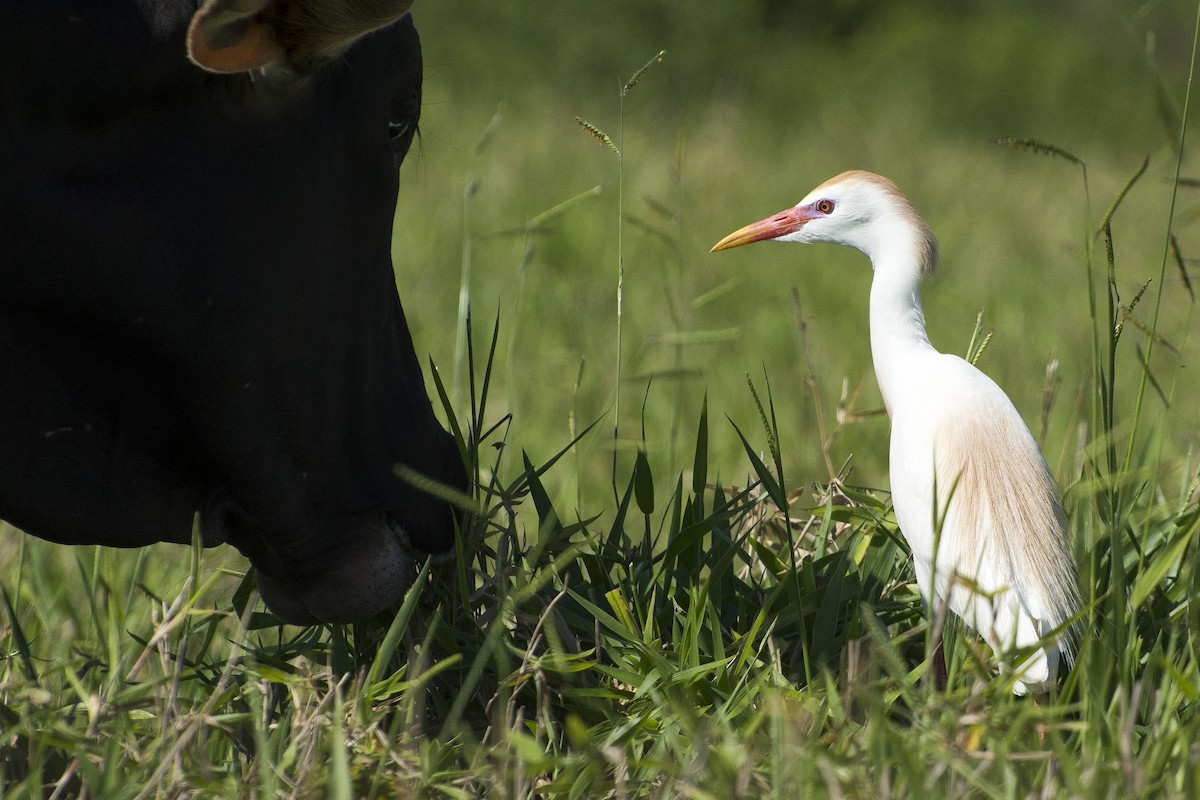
(398, 1, 1197, 513)
(5, 1, 1200, 796)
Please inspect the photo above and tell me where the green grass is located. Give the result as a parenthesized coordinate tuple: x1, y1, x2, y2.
(399, 0, 1198, 502)
(6, 0, 1200, 796)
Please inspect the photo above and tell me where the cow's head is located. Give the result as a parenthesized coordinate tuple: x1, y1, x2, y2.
(0, 4, 464, 627)
(182, 11, 467, 624)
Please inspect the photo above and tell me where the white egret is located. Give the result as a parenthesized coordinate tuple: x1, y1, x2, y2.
(712, 170, 1080, 694)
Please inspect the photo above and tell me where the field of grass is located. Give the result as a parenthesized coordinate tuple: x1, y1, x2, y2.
(5, 0, 1200, 796)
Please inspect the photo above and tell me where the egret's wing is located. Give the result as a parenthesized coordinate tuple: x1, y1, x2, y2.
(930, 357, 1080, 663)
(889, 355, 1080, 692)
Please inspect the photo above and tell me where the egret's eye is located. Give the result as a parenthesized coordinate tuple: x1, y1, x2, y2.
(816, 199, 835, 214)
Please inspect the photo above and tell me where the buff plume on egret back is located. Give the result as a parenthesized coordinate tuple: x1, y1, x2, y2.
(712, 171, 1081, 694)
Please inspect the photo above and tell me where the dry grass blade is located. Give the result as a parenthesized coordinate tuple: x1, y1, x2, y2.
(131, 602, 256, 800)
(729, 481, 860, 569)
(1039, 354, 1061, 446)
(836, 376, 886, 425)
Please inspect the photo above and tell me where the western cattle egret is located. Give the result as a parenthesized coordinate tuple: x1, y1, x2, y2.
(712, 170, 1080, 694)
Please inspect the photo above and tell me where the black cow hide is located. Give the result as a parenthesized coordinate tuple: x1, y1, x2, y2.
(0, 0, 465, 623)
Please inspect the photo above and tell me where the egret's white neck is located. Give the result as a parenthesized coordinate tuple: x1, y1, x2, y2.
(865, 232, 936, 416)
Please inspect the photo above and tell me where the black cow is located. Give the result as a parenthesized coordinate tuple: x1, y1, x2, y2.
(0, 0, 466, 624)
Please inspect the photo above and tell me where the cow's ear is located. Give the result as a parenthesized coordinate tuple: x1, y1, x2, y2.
(186, 0, 286, 73)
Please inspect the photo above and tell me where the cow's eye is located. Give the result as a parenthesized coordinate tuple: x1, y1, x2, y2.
(388, 117, 418, 168)
(387, 119, 409, 140)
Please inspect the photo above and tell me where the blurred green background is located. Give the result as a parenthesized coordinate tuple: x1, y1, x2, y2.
(394, 0, 1200, 512)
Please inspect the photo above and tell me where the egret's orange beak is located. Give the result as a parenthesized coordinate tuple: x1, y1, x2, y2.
(710, 205, 818, 252)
